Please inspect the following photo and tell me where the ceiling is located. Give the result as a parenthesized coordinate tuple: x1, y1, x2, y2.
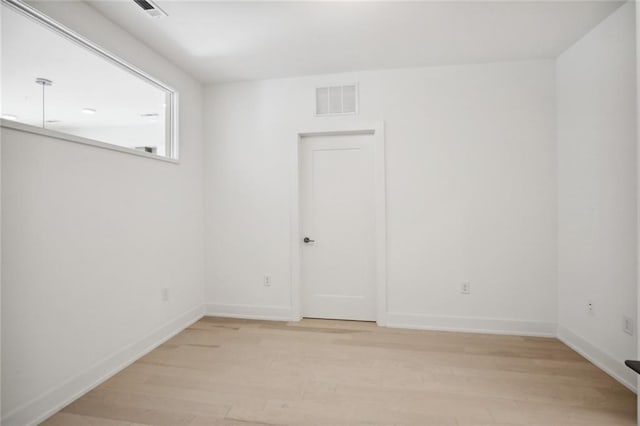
(85, 0, 625, 84)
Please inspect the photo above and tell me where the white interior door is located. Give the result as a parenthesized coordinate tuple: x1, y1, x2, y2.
(300, 133, 376, 321)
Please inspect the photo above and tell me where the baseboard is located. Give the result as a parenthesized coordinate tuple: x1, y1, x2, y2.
(386, 312, 556, 337)
(2, 304, 205, 426)
(205, 303, 295, 321)
(557, 325, 637, 393)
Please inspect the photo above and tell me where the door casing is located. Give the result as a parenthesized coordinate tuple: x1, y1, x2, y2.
(290, 122, 387, 325)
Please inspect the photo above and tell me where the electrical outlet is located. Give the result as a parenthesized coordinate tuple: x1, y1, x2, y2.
(263, 275, 271, 287)
(460, 282, 470, 295)
(623, 316, 634, 335)
(587, 300, 594, 314)
(162, 287, 169, 302)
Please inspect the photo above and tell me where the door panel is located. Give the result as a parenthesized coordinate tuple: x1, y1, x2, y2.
(300, 134, 376, 321)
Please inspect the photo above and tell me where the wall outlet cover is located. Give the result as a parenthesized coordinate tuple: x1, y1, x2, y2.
(623, 316, 634, 335)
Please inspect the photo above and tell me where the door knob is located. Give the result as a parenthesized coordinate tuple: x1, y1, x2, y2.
(303, 237, 315, 243)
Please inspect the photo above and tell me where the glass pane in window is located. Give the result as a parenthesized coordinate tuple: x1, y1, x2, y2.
(1, 1, 176, 159)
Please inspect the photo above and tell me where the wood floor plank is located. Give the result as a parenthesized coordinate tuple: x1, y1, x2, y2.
(43, 317, 636, 425)
(41, 412, 149, 426)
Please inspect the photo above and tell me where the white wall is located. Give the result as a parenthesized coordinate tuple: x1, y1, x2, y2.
(1, 2, 205, 425)
(637, 0, 640, 418)
(557, 2, 637, 390)
(204, 60, 558, 335)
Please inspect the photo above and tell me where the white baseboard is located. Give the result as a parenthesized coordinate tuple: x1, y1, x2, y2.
(386, 312, 556, 337)
(205, 303, 295, 321)
(2, 304, 205, 426)
(557, 325, 637, 393)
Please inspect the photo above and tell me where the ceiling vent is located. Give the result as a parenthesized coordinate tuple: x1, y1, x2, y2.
(133, 0, 167, 18)
(316, 84, 358, 116)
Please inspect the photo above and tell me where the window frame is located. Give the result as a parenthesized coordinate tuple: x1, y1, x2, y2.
(1, 0, 180, 161)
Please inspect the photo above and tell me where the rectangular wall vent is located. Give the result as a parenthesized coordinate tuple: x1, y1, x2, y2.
(316, 84, 358, 116)
(133, 0, 168, 18)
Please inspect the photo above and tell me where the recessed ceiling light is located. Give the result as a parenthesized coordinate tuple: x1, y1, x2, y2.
(1, 114, 18, 121)
(81, 108, 96, 115)
(141, 113, 159, 122)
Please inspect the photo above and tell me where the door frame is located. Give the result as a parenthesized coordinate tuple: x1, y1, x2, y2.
(290, 121, 387, 325)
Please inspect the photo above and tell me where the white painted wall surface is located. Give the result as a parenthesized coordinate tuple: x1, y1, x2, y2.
(557, 2, 637, 390)
(1, 2, 205, 424)
(204, 60, 558, 335)
(637, 0, 640, 417)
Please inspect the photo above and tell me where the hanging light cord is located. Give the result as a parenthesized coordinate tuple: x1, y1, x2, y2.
(35, 78, 52, 129)
(41, 82, 45, 128)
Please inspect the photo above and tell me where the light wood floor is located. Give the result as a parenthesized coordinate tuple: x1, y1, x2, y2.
(43, 317, 636, 426)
